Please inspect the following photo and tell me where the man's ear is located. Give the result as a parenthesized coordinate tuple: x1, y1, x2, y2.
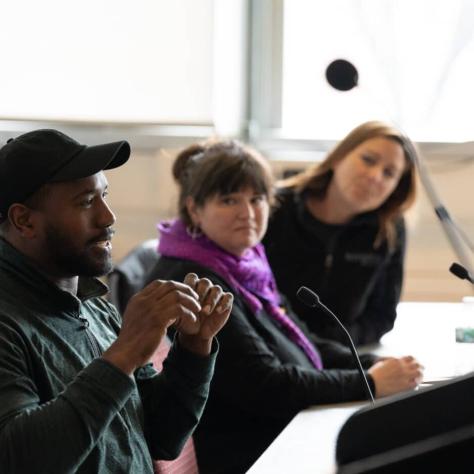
(185, 196, 200, 225)
(7, 204, 39, 239)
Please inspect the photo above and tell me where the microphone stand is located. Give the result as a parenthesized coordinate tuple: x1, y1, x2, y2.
(297, 287, 375, 403)
(405, 137, 474, 284)
(316, 299, 375, 403)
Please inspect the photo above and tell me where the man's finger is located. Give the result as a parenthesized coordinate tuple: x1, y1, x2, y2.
(142, 279, 199, 301)
(184, 273, 199, 290)
(215, 293, 234, 313)
(202, 282, 223, 314)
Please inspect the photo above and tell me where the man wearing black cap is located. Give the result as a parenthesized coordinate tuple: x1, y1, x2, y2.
(0, 129, 233, 473)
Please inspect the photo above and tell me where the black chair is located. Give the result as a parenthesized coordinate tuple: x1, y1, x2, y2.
(107, 238, 160, 315)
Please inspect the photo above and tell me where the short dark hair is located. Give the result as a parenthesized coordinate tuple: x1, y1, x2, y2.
(0, 184, 52, 236)
(0, 219, 9, 237)
(173, 140, 274, 225)
(22, 184, 53, 211)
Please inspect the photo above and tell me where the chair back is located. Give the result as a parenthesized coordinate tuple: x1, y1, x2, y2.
(108, 240, 199, 473)
(108, 239, 160, 314)
(152, 337, 200, 474)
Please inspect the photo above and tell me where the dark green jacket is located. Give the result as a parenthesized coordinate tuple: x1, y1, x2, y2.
(0, 238, 216, 474)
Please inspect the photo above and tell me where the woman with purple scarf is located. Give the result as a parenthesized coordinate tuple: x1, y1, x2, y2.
(146, 140, 423, 474)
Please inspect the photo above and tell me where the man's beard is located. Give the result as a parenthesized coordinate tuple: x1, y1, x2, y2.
(43, 224, 113, 278)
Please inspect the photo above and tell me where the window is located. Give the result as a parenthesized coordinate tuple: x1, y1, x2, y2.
(0, 0, 249, 145)
(252, 0, 474, 144)
(0, 0, 217, 124)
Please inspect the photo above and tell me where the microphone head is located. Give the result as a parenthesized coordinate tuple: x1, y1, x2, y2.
(450, 262, 469, 281)
(296, 286, 320, 308)
(325, 59, 358, 91)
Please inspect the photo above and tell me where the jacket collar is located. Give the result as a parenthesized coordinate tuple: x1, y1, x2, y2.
(294, 190, 379, 228)
(0, 237, 108, 306)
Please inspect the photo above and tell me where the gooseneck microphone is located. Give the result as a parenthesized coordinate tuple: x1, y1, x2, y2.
(449, 262, 474, 284)
(296, 286, 375, 403)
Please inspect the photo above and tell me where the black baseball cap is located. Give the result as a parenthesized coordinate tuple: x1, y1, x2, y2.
(0, 129, 131, 222)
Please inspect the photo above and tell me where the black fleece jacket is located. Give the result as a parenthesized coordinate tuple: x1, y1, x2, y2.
(147, 256, 377, 474)
(263, 189, 406, 346)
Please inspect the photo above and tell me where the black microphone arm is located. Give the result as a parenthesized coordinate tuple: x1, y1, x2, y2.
(406, 137, 474, 283)
(296, 286, 375, 403)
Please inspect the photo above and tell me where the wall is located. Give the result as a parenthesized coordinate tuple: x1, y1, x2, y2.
(106, 148, 474, 303)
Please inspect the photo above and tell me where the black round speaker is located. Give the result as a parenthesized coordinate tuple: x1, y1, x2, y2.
(325, 59, 358, 91)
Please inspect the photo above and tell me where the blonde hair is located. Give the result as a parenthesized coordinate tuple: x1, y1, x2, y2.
(280, 121, 418, 249)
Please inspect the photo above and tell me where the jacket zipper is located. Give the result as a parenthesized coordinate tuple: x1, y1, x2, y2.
(79, 315, 102, 358)
(320, 231, 342, 295)
(319, 253, 333, 296)
(78, 313, 129, 425)
(324, 253, 333, 271)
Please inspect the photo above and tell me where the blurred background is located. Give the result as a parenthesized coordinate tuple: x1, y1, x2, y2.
(1, 0, 473, 301)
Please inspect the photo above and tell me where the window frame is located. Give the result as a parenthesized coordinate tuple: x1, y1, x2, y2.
(247, 0, 474, 162)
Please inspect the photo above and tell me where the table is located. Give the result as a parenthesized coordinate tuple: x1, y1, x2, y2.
(247, 402, 364, 474)
(247, 301, 474, 473)
(369, 301, 474, 382)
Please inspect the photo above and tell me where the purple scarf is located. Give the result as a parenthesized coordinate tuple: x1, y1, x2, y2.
(157, 219, 323, 370)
